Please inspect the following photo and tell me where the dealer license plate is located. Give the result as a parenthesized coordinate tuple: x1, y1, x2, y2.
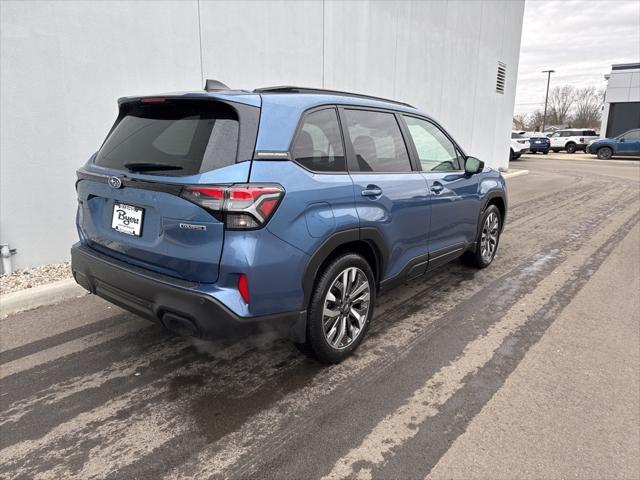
(111, 202, 144, 236)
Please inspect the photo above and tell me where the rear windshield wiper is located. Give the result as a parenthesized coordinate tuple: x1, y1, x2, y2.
(123, 162, 184, 172)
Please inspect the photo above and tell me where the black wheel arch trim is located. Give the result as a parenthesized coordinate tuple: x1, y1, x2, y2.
(471, 190, 507, 251)
(302, 227, 388, 306)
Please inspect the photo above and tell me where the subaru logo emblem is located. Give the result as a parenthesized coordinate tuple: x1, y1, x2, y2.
(108, 176, 123, 189)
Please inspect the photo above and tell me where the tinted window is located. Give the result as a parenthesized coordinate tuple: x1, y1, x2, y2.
(292, 109, 345, 172)
(95, 100, 239, 175)
(404, 116, 462, 171)
(511, 132, 525, 139)
(344, 110, 411, 172)
(622, 130, 640, 140)
(584, 130, 597, 136)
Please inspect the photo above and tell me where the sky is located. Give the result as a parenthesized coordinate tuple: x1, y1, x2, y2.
(514, 0, 640, 116)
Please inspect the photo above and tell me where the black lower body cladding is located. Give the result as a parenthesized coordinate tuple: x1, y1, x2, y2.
(70, 243, 306, 340)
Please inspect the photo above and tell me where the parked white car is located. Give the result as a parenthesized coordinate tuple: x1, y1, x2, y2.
(548, 128, 599, 154)
(510, 131, 529, 160)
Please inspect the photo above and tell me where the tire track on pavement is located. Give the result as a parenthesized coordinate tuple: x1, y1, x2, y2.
(323, 212, 640, 480)
(1, 177, 637, 479)
(224, 205, 640, 480)
(165, 195, 639, 479)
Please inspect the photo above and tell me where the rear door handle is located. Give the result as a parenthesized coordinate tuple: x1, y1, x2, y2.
(430, 182, 444, 194)
(361, 185, 382, 197)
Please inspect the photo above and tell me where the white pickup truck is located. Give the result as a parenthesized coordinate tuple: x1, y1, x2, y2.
(549, 128, 599, 153)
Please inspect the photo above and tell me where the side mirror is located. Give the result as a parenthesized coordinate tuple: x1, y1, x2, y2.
(620, 137, 626, 143)
(465, 156, 484, 175)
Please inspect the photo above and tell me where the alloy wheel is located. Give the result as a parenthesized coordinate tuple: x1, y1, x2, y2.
(480, 211, 500, 263)
(598, 147, 612, 160)
(322, 267, 371, 350)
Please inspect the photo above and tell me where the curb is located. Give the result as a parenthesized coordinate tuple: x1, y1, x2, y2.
(502, 169, 529, 179)
(0, 278, 86, 318)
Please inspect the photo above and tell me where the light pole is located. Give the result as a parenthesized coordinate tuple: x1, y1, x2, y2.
(541, 69, 555, 132)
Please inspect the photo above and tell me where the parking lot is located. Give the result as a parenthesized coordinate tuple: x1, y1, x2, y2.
(1, 155, 639, 479)
(517, 150, 640, 163)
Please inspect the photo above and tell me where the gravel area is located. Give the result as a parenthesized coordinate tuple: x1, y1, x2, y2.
(0, 262, 72, 295)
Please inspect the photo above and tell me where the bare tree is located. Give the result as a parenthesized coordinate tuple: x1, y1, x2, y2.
(572, 87, 603, 128)
(547, 85, 576, 126)
(512, 114, 527, 131)
(526, 110, 546, 131)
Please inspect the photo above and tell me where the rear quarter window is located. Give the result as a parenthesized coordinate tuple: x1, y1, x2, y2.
(95, 100, 239, 175)
(291, 108, 346, 172)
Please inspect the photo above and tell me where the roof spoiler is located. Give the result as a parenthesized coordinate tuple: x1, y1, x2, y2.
(204, 79, 230, 92)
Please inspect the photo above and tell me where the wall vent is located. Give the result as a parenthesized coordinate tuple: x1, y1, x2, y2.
(496, 62, 506, 94)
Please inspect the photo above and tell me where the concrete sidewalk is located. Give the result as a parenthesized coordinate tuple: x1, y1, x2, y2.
(0, 279, 85, 318)
(429, 223, 640, 479)
(521, 151, 640, 164)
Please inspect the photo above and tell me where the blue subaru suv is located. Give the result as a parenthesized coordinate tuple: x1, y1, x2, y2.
(71, 81, 507, 363)
(586, 128, 640, 159)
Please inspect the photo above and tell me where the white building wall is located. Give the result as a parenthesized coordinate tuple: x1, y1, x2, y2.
(0, 0, 524, 270)
(1, 1, 202, 270)
(600, 64, 640, 136)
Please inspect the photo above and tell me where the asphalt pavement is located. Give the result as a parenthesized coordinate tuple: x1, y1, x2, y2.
(1, 153, 639, 480)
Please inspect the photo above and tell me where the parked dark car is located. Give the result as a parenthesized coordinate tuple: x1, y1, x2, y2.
(71, 82, 508, 363)
(527, 133, 550, 154)
(587, 129, 640, 159)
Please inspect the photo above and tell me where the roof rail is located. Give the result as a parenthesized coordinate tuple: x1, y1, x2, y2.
(254, 86, 415, 108)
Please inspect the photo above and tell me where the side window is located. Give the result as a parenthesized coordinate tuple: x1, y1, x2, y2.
(403, 116, 462, 171)
(623, 130, 640, 140)
(292, 109, 345, 172)
(344, 109, 412, 172)
(551, 132, 560, 138)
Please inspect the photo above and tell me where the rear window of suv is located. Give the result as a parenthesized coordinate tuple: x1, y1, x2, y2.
(95, 100, 239, 175)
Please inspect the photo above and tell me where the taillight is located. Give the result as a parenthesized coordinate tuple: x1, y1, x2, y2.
(181, 184, 284, 230)
(580, 137, 584, 143)
(140, 97, 166, 103)
(181, 186, 225, 211)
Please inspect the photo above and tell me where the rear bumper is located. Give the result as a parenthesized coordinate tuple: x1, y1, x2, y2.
(71, 243, 306, 340)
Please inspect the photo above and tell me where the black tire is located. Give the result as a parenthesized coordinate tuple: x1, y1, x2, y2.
(462, 204, 502, 269)
(597, 147, 613, 160)
(301, 253, 376, 364)
(565, 142, 577, 154)
(542, 150, 549, 155)
(509, 148, 515, 161)
(552, 149, 560, 153)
